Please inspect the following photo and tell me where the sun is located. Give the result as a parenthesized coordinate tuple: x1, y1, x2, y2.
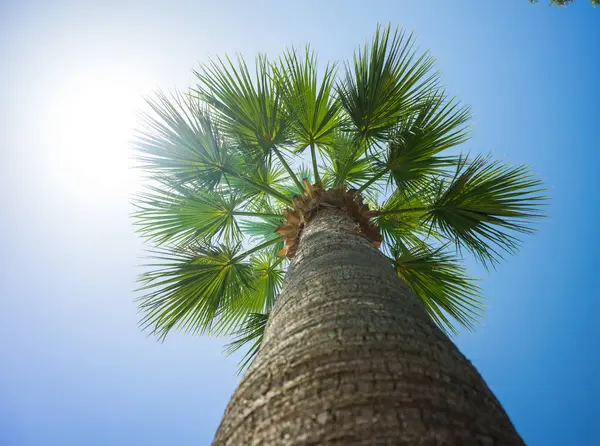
(45, 69, 143, 202)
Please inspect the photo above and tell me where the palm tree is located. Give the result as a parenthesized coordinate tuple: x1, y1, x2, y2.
(133, 25, 545, 445)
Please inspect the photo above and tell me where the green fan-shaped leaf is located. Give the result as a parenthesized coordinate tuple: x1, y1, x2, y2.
(194, 54, 304, 191)
(322, 132, 374, 188)
(138, 238, 283, 340)
(275, 47, 342, 147)
(225, 162, 289, 206)
(391, 244, 483, 334)
(425, 154, 547, 268)
(239, 218, 285, 241)
(212, 252, 284, 335)
(376, 188, 439, 252)
(137, 244, 255, 339)
(135, 91, 232, 190)
(249, 254, 285, 312)
(221, 252, 285, 372)
(224, 312, 269, 373)
(194, 54, 290, 155)
(382, 92, 471, 191)
(133, 183, 245, 246)
(136, 91, 292, 205)
(280, 164, 314, 196)
(275, 47, 342, 183)
(240, 217, 285, 255)
(337, 25, 438, 143)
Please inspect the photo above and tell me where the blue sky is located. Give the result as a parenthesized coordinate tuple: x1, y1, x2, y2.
(1, 1, 598, 445)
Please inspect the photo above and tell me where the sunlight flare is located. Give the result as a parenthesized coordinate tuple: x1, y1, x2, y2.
(45, 71, 142, 200)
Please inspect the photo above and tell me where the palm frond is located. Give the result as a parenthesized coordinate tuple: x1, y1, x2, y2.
(136, 91, 293, 205)
(224, 312, 269, 373)
(321, 132, 375, 188)
(376, 188, 440, 252)
(137, 243, 255, 339)
(390, 244, 483, 335)
(193, 54, 290, 155)
(249, 254, 285, 312)
(194, 54, 305, 191)
(279, 164, 314, 196)
(337, 24, 438, 143)
(425, 154, 547, 268)
(133, 182, 245, 246)
(135, 91, 231, 190)
(225, 162, 288, 206)
(212, 252, 284, 334)
(377, 92, 471, 192)
(275, 46, 342, 146)
(239, 217, 285, 255)
(137, 238, 282, 339)
(274, 46, 342, 182)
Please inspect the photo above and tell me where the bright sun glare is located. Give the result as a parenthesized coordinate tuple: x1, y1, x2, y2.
(46, 70, 143, 201)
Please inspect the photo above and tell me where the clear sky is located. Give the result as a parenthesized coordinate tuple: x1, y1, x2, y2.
(1, 1, 598, 445)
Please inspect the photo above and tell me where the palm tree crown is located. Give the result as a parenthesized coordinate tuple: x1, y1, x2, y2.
(133, 25, 546, 369)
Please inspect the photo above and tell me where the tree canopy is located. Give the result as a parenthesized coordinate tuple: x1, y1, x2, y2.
(133, 25, 546, 369)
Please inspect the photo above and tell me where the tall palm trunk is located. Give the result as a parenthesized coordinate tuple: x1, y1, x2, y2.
(213, 208, 523, 445)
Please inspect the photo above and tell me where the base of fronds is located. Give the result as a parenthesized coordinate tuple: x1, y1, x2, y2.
(275, 180, 382, 258)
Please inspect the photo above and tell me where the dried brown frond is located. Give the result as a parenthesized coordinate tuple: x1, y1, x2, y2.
(275, 182, 382, 258)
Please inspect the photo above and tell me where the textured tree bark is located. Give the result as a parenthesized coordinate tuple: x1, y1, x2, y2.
(213, 208, 524, 445)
